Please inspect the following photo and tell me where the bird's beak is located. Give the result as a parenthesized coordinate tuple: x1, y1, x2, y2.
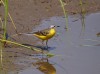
(56, 26, 60, 27)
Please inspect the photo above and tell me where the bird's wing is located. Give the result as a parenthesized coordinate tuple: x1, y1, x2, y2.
(34, 28, 50, 36)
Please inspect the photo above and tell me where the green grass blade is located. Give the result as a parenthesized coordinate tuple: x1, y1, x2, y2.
(59, 0, 68, 30)
(3, 0, 8, 40)
(79, 0, 86, 36)
(0, 0, 8, 73)
(0, 39, 42, 52)
(0, 17, 3, 28)
(0, 42, 3, 74)
(1, 0, 17, 32)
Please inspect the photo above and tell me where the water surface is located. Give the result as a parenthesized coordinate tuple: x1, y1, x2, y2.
(9, 13, 100, 74)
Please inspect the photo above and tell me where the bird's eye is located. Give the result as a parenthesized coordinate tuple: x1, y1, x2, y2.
(53, 26, 55, 27)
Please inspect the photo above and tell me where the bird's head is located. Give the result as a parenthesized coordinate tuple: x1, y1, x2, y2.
(50, 25, 55, 28)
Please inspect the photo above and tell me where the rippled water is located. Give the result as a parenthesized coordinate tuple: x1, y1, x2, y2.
(7, 12, 100, 74)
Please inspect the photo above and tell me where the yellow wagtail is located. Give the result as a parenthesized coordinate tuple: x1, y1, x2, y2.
(32, 25, 56, 47)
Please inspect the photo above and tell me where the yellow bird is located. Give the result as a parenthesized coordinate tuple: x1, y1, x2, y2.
(33, 25, 56, 47)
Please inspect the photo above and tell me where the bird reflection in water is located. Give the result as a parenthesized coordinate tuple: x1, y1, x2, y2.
(33, 58, 56, 74)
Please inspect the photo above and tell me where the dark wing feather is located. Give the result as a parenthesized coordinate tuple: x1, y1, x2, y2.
(34, 28, 50, 36)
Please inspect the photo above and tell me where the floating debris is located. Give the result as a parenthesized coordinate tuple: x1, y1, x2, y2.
(96, 32, 100, 37)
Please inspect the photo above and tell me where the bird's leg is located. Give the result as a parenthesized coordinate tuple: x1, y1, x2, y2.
(42, 40, 44, 45)
(46, 40, 48, 49)
(42, 40, 44, 51)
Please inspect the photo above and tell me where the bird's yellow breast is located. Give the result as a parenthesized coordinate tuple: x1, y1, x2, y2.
(33, 28, 56, 40)
(47, 28, 56, 38)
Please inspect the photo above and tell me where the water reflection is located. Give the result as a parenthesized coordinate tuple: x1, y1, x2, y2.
(33, 58, 56, 74)
(33, 45, 56, 51)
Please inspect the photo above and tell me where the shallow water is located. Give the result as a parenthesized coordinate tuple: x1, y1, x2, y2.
(8, 13, 100, 74)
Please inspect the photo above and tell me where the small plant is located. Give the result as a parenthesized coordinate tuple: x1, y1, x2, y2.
(59, 0, 68, 31)
(79, 0, 86, 36)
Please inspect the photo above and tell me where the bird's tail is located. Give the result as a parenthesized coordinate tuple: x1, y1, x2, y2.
(27, 32, 34, 34)
(24, 33, 34, 36)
